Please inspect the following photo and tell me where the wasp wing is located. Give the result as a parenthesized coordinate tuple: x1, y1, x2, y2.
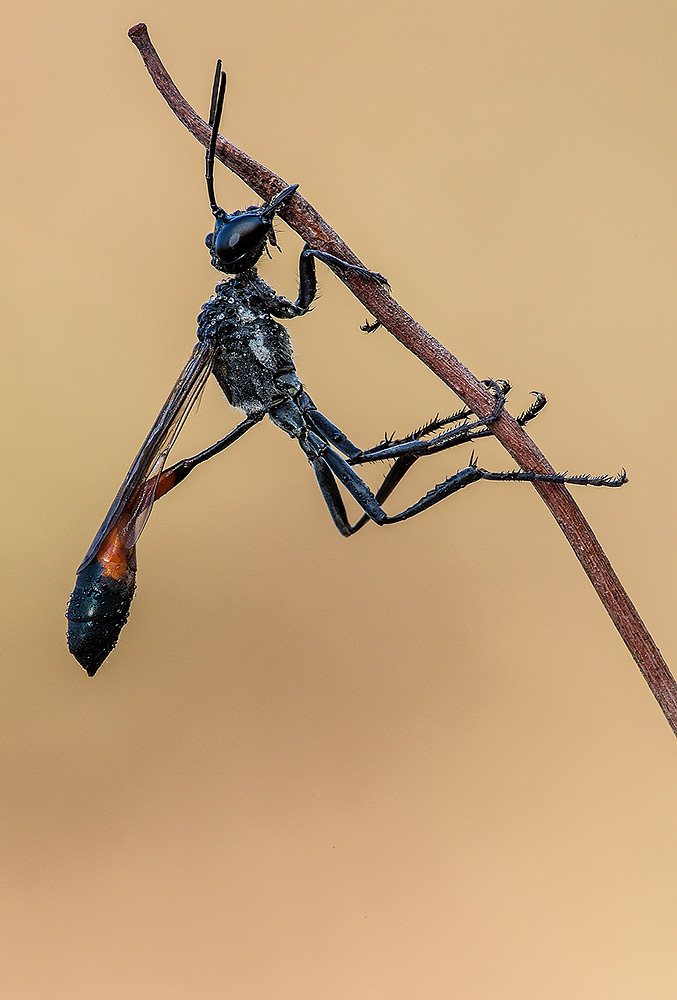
(78, 338, 216, 573)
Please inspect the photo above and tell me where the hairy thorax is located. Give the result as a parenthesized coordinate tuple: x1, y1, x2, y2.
(197, 271, 303, 416)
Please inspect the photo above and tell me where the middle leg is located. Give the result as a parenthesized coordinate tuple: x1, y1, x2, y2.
(297, 381, 513, 531)
(285, 395, 624, 536)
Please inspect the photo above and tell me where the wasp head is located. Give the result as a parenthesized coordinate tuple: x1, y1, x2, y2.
(205, 185, 298, 274)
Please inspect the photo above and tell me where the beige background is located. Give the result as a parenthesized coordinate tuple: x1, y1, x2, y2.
(2, 1, 676, 997)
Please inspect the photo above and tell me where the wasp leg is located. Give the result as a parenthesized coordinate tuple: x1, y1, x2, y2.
(372, 462, 626, 526)
(299, 379, 509, 464)
(374, 379, 515, 447)
(352, 387, 549, 465)
(296, 391, 362, 459)
(292, 244, 389, 312)
(296, 383, 506, 532)
(302, 245, 389, 285)
(295, 384, 559, 536)
(350, 382, 506, 464)
(154, 415, 263, 499)
(402, 390, 548, 455)
(320, 447, 627, 536)
(276, 394, 625, 537)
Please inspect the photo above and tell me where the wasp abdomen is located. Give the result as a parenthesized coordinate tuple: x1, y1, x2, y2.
(66, 558, 136, 676)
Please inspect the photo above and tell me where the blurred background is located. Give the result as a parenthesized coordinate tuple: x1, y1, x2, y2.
(2, 1, 676, 996)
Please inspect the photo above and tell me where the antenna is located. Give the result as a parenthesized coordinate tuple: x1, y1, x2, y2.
(206, 60, 226, 215)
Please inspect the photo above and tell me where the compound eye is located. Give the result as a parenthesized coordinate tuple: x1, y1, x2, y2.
(212, 215, 268, 264)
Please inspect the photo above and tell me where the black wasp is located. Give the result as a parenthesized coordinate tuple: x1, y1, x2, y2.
(66, 62, 626, 675)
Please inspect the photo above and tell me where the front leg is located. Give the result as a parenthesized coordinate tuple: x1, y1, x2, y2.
(265, 247, 319, 317)
(268, 243, 389, 319)
(299, 244, 389, 299)
(299, 243, 390, 288)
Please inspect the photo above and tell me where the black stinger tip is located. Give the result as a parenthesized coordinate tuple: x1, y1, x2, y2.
(67, 635, 113, 677)
(84, 658, 106, 678)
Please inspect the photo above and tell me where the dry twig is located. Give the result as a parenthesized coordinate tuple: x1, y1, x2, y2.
(129, 22, 676, 735)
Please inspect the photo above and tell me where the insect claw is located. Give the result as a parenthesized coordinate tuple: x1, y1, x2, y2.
(482, 377, 511, 396)
(363, 271, 391, 291)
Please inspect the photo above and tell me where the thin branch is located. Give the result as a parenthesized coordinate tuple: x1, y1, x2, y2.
(128, 22, 676, 735)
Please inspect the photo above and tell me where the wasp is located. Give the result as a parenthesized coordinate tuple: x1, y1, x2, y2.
(66, 62, 625, 675)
